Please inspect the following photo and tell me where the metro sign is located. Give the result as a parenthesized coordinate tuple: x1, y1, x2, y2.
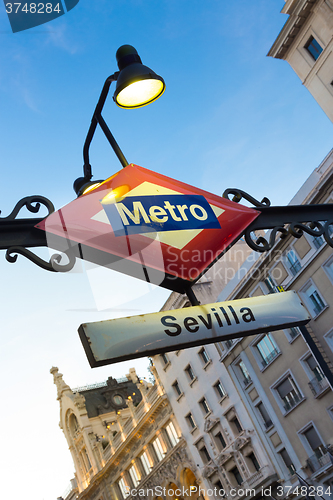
(36, 164, 259, 293)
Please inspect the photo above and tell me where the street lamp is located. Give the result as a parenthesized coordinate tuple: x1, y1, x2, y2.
(73, 44, 165, 197)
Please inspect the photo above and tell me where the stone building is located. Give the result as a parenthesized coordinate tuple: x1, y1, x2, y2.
(51, 366, 200, 500)
(153, 150, 333, 499)
(268, 0, 333, 122)
(152, 264, 281, 499)
(217, 149, 333, 495)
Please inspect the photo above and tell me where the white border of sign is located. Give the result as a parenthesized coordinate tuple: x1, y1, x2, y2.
(78, 291, 310, 367)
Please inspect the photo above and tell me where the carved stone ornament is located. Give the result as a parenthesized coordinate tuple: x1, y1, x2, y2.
(74, 392, 86, 411)
(203, 416, 219, 433)
(233, 435, 251, 452)
(202, 463, 218, 478)
(217, 451, 233, 466)
(50, 366, 71, 399)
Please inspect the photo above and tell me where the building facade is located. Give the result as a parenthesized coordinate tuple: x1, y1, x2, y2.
(152, 260, 283, 500)
(153, 150, 333, 499)
(217, 149, 333, 496)
(51, 366, 200, 500)
(268, 0, 333, 122)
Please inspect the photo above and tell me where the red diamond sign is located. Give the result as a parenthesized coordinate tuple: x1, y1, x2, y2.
(36, 164, 260, 292)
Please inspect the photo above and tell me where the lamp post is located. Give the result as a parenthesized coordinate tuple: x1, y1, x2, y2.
(73, 44, 165, 197)
(0, 44, 165, 271)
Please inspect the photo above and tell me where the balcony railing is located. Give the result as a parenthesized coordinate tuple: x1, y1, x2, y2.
(288, 260, 301, 276)
(261, 348, 279, 367)
(283, 393, 302, 412)
(306, 450, 332, 473)
(263, 420, 273, 429)
(309, 376, 329, 397)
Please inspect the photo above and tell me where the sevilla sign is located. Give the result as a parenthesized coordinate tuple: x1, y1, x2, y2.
(36, 164, 259, 292)
(78, 291, 310, 367)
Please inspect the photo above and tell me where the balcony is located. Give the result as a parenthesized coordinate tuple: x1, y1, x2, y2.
(261, 348, 280, 368)
(283, 393, 302, 412)
(308, 376, 330, 397)
(306, 450, 332, 473)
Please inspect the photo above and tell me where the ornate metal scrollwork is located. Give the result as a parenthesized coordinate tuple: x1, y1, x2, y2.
(0, 195, 77, 272)
(223, 188, 271, 208)
(244, 226, 288, 252)
(224, 188, 333, 253)
(5, 247, 76, 272)
(0, 195, 55, 220)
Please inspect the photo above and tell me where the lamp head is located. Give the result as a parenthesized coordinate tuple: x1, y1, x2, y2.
(73, 177, 104, 197)
(113, 45, 165, 109)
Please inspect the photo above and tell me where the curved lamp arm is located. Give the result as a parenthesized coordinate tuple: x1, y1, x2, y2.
(82, 72, 129, 181)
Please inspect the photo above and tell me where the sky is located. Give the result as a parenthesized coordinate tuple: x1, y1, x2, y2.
(0, 1, 332, 499)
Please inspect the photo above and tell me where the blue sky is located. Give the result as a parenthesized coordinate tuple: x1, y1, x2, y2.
(0, 1, 332, 499)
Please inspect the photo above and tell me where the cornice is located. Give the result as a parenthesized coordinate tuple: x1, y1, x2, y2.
(267, 0, 318, 59)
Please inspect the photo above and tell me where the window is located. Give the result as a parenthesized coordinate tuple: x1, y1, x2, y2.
(118, 477, 130, 498)
(160, 353, 169, 366)
(186, 413, 197, 430)
(199, 348, 210, 365)
(305, 36, 323, 60)
(257, 402, 273, 429)
(303, 426, 326, 459)
(140, 451, 151, 475)
(238, 360, 252, 386)
(275, 375, 303, 413)
(199, 397, 211, 416)
(214, 380, 226, 400)
(324, 257, 333, 283)
(213, 431, 227, 451)
(185, 364, 196, 382)
(225, 339, 234, 349)
(279, 449, 296, 475)
(230, 466, 243, 485)
(313, 234, 325, 249)
(197, 442, 211, 464)
(305, 355, 325, 382)
(255, 334, 280, 368)
(287, 326, 300, 341)
(152, 437, 164, 462)
(129, 464, 140, 487)
(303, 283, 326, 317)
(248, 452, 260, 471)
(213, 480, 226, 498)
(231, 416, 242, 435)
(263, 275, 276, 294)
(165, 422, 179, 447)
(286, 249, 301, 276)
(172, 380, 182, 397)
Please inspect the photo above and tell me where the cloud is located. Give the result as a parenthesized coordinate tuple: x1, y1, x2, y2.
(45, 23, 78, 54)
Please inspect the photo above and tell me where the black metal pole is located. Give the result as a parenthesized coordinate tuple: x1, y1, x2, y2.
(299, 325, 333, 391)
(185, 287, 200, 306)
(82, 73, 128, 179)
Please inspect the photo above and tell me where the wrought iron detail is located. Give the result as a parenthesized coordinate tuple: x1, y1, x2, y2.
(5, 246, 76, 272)
(223, 188, 271, 208)
(223, 189, 333, 253)
(244, 226, 287, 252)
(0, 195, 55, 220)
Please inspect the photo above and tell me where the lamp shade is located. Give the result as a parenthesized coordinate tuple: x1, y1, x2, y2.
(113, 45, 165, 109)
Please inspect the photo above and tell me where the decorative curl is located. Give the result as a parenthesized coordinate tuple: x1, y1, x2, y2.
(0, 196, 55, 220)
(5, 247, 76, 272)
(288, 221, 325, 239)
(222, 189, 271, 208)
(244, 226, 288, 252)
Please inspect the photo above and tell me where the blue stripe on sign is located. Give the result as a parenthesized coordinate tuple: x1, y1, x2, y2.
(101, 194, 221, 236)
